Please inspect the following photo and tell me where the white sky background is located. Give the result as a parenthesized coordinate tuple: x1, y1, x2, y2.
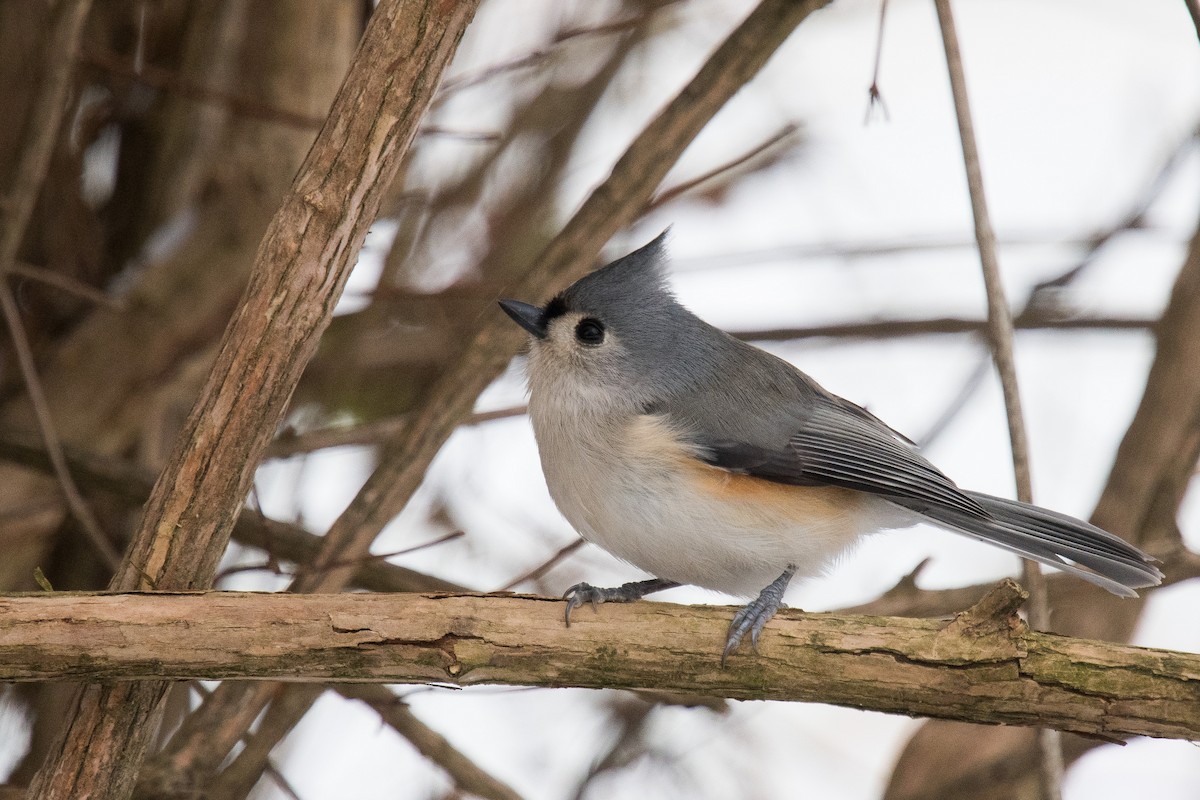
(247, 1, 1200, 798)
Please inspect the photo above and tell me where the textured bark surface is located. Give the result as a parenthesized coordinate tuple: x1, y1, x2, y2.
(0, 585, 1196, 741)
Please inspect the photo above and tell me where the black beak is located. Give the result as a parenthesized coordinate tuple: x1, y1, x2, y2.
(498, 299, 547, 339)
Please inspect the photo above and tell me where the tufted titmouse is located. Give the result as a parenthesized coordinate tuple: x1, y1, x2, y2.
(499, 232, 1162, 663)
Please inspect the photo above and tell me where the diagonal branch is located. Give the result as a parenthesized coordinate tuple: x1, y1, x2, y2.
(338, 684, 524, 800)
(295, 0, 833, 596)
(0, 285, 119, 570)
(645, 123, 801, 211)
(7, 261, 122, 309)
(153, 0, 835, 787)
(0, 583, 1197, 742)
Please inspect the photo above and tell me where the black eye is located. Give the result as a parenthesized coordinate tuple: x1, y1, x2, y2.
(575, 318, 605, 346)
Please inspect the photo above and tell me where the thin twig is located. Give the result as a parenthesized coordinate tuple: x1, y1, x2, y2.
(6, 261, 124, 309)
(417, 126, 502, 142)
(82, 48, 327, 129)
(864, 0, 890, 123)
(267, 416, 409, 458)
(646, 124, 801, 211)
(672, 229, 1167, 272)
(500, 539, 585, 590)
(933, 0, 1062, 796)
(569, 698, 657, 800)
(468, 406, 529, 425)
(1027, 121, 1200, 300)
(0, 292, 120, 570)
(261, 765, 304, 800)
(300, 530, 466, 578)
(435, 13, 654, 97)
(741, 313, 1154, 343)
(266, 407, 529, 459)
(842, 543, 1199, 619)
(0, 0, 119, 571)
(338, 684, 524, 800)
(914, 353, 991, 450)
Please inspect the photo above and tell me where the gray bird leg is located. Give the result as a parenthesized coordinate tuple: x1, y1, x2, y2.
(563, 578, 680, 626)
(722, 565, 797, 667)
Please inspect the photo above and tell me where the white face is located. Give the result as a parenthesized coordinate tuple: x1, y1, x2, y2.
(526, 309, 647, 417)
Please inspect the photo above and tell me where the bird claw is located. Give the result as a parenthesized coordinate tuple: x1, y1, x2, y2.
(562, 582, 607, 626)
(721, 566, 797, 668)
(561, 578, 680, 626)
(721, 601, 775, 666)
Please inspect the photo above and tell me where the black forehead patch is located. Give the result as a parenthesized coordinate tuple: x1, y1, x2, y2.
(542, 296, 568, 324)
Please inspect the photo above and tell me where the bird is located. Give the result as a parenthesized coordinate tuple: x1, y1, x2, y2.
(498, 231, 1162, 663)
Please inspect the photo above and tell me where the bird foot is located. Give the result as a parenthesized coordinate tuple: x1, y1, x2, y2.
(562, 578, 678, 626)
(722, 566, 797, 667)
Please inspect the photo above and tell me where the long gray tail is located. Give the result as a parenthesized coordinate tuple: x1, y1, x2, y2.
(920, 491, 1163, 597)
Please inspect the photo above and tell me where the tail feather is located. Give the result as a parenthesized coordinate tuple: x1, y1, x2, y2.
(918, 491, 1163, 598)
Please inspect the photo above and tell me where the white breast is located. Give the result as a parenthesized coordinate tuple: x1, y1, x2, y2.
(529, 398, 911, 597)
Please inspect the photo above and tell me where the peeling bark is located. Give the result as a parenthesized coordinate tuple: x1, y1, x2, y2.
(0, 585, 1196, 742)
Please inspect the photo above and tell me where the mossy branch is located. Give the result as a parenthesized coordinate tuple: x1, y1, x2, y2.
(1, 581, 1195, 742)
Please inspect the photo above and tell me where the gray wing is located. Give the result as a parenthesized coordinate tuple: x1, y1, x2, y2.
(689, 396, 989, 519)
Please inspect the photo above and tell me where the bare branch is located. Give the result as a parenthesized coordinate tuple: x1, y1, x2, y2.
(435, 12, 659, 97)
(82, 48, 327, 129)
(1027, 121, 1199, 299)
(500, 539, 585, 591)
(741, 313, 1154, 343)
(934, 1, 1061, 792)
(0, 286, 120, 570)
(338, 684, 524, 800)
(864, 0, 891, 123)
(0, 585, 1198, 742)
(646, 124, 801, 211)
(0, 428, 466, 594)
(842, 544, 1200, 619)
(204, 684, 324, 800)
(6, 261, 123, 309)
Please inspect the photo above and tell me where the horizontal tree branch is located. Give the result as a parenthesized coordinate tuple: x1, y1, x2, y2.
(742, 314, 1154, 343)
(1, 582, 1196, 741)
